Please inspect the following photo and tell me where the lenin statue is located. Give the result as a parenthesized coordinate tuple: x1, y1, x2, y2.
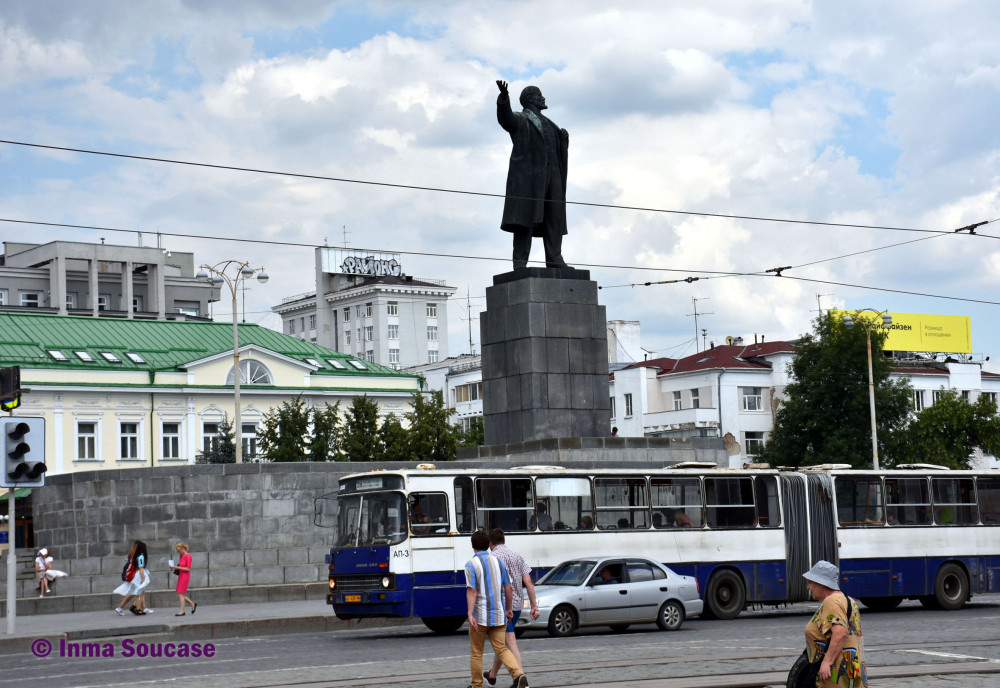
(496, 80, 569, 270)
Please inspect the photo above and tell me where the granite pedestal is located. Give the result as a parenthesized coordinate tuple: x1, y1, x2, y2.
(481, 267, 611, 445)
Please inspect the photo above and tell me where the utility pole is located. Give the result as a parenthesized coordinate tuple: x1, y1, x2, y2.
(688, 297, 713, 353)
(458, 288, 483, 355)
(814, 293, 834, 317)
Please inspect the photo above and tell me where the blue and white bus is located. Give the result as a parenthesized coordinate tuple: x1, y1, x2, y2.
(316, 463, 1000, 632)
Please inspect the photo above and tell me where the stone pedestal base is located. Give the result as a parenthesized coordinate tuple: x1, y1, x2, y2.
(481, 268, 611, 445)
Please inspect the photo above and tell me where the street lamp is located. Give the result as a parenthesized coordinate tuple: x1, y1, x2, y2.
(196, 261, 269, 463)
(842, 309, 892, 471)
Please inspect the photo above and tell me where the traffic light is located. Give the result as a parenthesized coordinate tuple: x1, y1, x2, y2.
(1, 417, 46, 488)
(0, 366, 19, 410)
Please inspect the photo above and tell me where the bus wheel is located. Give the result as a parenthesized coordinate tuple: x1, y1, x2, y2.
(859, 596, 903, 611)
(547, 605, 577, 637)
(421, 615, 466, 634)
(704, 569, 745, 620)
(656, 600, 685, 631)
(933, 563, 969, 611)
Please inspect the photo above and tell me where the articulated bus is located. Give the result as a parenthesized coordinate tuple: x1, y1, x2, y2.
(315, 463, 1000, 633)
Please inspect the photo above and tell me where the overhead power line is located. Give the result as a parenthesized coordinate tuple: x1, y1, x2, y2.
(0, 138, 990, 237)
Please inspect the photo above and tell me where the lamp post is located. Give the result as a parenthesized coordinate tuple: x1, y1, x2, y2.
(842, 309, 892, 471)
(197, 261, 269, 463)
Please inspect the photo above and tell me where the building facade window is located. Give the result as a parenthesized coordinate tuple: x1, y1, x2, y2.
(366, 349, 375, 362)
(610, 396, 616, 419)
(387, 301, 398, 316)
(355, 306, 363, 319)
(365, 302, 373, 317)
(691, 388, 700, 409)
(742, 387, 763, 411)
(428, 350, 439, 363)
(933, 390, 945, 404)
(365, 325, 373, 341)
(455, 382, 483, 403)
(427, 303, 438, 318)
(309, 314, 316, 329)
(344, 329, 351, 345)
(387, 324, 399, 339)
(162, 422, 181, 460)
(20, 291, 41, 308)
(389, 348, 400, 365)
(912, 390, 925, 412)
(624, 393, 633, 417)
(356, 328, 361, 344)
(98, 294, 110, 311)
(745, 431, 766, 457)
(0, 289, 7, 305)
(120, 422, 140, 460)
(242, 423, 258, 460)
(672, 391, 682, 411)
(66, 293, 77, 309)
(982, 391, 998, 406)
(226, 359, 274, 385)
(288, 319, 295, 334)
(427, 325, 438, 341)
(77, 422, 97, 460)
(203, 422, 221, 454)
(343, 307, 351, 322)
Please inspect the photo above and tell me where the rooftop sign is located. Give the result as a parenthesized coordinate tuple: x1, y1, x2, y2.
(831, 311, 972, 354)
(320, 248, 401, 277)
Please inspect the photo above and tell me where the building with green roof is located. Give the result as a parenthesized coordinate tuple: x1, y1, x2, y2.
(0, 311, 422, 475)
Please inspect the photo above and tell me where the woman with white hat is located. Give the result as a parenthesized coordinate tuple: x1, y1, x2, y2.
(797, 560, 868, 688)
(34, 548, 52, 597)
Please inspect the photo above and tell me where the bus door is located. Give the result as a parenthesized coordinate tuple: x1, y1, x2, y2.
(408, 491, 465, 618)
(780, 473, 837, 601)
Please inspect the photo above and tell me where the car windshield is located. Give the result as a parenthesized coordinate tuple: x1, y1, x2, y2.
(537, 560, 596, 586)
(333, 492, 408, 547)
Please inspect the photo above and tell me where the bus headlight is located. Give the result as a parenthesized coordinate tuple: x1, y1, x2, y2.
(329, 578, 336, 591)
(381, 576, 391, 588)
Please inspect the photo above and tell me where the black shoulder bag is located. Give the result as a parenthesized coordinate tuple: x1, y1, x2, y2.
(787, 595, 855, 688)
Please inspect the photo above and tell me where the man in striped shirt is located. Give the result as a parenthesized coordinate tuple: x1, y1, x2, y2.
(465, 530, 528, 688)
(484, 528, 539, 687)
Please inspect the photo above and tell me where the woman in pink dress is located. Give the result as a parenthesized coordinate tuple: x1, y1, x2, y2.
(173, 543, 197, 616)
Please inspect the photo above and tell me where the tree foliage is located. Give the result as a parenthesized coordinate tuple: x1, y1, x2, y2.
(458, 416, 485, 447)
(342, 395, 384, 462)
(405, 390, 459, 462)
(379, 413, 410, 462)
(196, 415, 236, 464)
(759, 314, 912, 468)
(895, 389, 1000, 469)
(258, 396, 311, 462)
(309, 402, 342, 462)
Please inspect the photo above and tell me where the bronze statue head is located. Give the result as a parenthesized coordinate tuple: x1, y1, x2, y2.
(519, 86, 547, 110)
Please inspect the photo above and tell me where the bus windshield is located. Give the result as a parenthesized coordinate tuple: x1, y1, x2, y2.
(537, 560, 596, 586)
(334, 491, 408, 547)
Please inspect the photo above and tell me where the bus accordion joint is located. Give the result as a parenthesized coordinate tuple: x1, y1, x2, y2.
(669, 461, 718, 469)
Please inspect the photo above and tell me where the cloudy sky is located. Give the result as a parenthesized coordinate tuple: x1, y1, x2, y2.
(3, 1, 999, 367)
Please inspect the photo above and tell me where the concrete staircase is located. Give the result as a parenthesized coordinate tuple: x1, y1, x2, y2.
(1, 547, 330, 616)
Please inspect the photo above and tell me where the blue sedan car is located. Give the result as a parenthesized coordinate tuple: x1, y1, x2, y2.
(517, 556, 703, 637)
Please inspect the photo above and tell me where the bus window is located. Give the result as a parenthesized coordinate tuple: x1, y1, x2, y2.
(533, 477, 592, 531)
(705, 478, 756, 528)
(475, 478, 534, 532)
(932, 478, 978, 525)
(836, 477, 884, 526)
(885, 478, 931, 525)
(754, 476, 781, 528)
(454, 477, 476, 533)
(594, 477, 649, 529)
(650, 477, 703, 528)
(409, 493, 449, 535)
(976, 477, 1000, 524)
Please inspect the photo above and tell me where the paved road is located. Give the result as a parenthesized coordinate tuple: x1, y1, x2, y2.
(2, 598, 999, 687)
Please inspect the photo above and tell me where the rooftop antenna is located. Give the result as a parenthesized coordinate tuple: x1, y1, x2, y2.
(342, 225, 351, 247)
(688, 297, 713, 353)
(458, 287, 484, 355)
(814, 293, 834, 317)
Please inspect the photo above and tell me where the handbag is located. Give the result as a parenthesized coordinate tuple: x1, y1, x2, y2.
(122, 559, 137, 583)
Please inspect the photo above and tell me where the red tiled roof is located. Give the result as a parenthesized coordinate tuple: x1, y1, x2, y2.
(659, 341, 796, 375)
(621, 357, 677, 372)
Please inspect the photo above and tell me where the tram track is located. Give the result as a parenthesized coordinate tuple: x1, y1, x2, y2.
(185, 638, 1000, 688)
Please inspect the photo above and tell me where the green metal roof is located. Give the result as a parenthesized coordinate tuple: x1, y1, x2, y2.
(0, 311, 415, 379)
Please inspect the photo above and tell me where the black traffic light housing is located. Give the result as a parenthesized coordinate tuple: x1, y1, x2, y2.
(1, 416, 46, 488)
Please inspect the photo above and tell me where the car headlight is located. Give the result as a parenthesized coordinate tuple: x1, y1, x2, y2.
(381, 576, 391, 589)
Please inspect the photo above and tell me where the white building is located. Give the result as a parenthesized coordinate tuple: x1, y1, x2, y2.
(273, 248, 456, 369)
(610, 337, 1000, 468)
(406, 354, 483, 432)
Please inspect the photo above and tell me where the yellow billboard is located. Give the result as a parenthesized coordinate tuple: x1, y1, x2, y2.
(831, 311, 972, 354)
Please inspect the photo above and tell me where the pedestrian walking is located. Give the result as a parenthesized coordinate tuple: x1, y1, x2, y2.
(173, 542, 197, 616)
(113, 540, 150, 616)
(789, 560, 868, 688)
(464, 530, 528, 688)
(483, 529, 539, 687)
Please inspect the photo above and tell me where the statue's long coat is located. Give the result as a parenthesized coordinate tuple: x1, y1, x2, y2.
(497, 92, 569, 236)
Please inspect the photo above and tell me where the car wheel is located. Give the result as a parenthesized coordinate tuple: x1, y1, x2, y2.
(656, 600, 684, 631)
(704, 569, 746, 620)
(608, 624, 630, 633)
(859, 596, 903, 611)
(933, 563, 969, 611)
(420, 616, 465, 634)
(547, 605, 577, 638)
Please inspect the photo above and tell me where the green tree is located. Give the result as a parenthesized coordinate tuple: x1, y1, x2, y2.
(405, 390, 459, 462)
(896, 389, 1000, 469)
(342, 395, 383, 462)
(309, 402, 342, 462)
(457, 416, 485, 447)
(258, 396, 311, 462)
(379, 413, 410, 462)
(196, 415, 236, 464)
(759, 313, 912, 468)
